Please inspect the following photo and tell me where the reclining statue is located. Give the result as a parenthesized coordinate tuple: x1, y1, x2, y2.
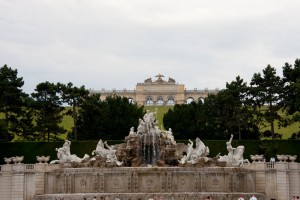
(50, 140, 89, 164)
(92, 139, 123, 166)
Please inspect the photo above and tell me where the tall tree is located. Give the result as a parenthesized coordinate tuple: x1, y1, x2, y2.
(31, 82, 66, 141)
(250, 65, 284, 139)
(282, 59, 300, 123)
(223, 76, 259, 140)
(76, 94, 106, 140)
(0, 64, 26, 141)
(59, 82, 89, 141)
(77, 94, 144, 140)
(11, 97, 39, 141)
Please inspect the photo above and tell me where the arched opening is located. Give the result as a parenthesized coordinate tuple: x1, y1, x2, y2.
(198, 97, 204, 103)
(145, 96, 154, 106)
(128, 98, 134, 104)
(186, 97, 194, 104)
(167, 96, 175, 106)
(156, 96, 164, 106)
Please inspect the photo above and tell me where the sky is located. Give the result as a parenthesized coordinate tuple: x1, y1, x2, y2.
(1, 0, 300, 94)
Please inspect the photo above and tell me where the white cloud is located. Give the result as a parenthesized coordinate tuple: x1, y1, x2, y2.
(0, 0, 299, 94)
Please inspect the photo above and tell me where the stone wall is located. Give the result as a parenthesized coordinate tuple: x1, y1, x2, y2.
(0, 162, 299, 200)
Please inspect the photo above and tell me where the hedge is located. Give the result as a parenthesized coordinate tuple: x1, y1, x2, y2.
(0, 140, 299, 165)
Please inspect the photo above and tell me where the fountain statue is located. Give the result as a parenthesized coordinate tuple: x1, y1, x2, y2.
(49, 111, 251, 168)
(50, 140, 89, 164)
(218, 134, 250, 166)
(30, 111, 266, 200)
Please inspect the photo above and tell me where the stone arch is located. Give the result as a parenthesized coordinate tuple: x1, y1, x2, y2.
(128, 98, 134, 104)
(145, 96, 154, 106)
(167, 96, 175, 106)
(198, 97, 204, 103)
(156, 96, 164, 106)
(186, 97, 194, 104)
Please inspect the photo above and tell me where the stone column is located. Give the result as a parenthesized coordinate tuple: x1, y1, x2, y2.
(12, 164, 25, 200)
(252, 162, 266, 193)
(288, 162, 299, 199)
(0, 164, 13, 200)
(275, 162, 289, 200)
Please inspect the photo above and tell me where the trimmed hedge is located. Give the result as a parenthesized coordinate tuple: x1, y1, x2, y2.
(0, 140, 299, 164)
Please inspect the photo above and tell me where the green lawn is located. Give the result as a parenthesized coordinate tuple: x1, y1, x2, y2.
(144, 106, 173, 130)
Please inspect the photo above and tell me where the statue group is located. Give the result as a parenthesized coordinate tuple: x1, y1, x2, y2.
(50, 111, 249, 167)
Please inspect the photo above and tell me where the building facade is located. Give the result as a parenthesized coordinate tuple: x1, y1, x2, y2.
(90, 74, 218, 105)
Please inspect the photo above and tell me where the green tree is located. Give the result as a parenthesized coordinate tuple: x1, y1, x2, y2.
(250, 65, 284, 139)
(77, 94, 144, 140)
(11, 97, 39, 141)
(59, 82, 89, 141)
(221, 76, 260, 140)
(282, 59, 300, 122)
(76, 94, 106, 140)
(0, 64, 26, 141)
(163, 102, 201, 139)
(103, 95, 144, 139)
(31, 82, 66, 141)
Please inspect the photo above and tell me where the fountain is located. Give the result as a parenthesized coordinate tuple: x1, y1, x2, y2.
(31, 110, 265, 200)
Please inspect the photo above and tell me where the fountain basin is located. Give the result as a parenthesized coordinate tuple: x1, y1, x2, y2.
(43, 166, 258, 199)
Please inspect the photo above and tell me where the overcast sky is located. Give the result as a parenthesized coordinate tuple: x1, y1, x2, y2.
(1, 0, 299, 94)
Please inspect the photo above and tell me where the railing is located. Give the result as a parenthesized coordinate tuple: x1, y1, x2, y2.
(90, 89, 136, 93)
(266, 162, 275, 169)
(25, 164, 35, 171)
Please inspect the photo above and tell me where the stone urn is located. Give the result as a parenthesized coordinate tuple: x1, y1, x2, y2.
(288, 155, 297, 162)
(282, 155, 289, 162)
(256, 155, 264, 162)
(4, 157, 12, 164)
(250, 155, 257, 162)
(15, 156, 24, 164)
(276, 154, 284, 162)
(37, 156, 50, 163)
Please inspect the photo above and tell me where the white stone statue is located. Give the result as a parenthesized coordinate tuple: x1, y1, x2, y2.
(137, 118, 145, 135)
(128, 127, 137, 137)
(143, 110, 156, 133)
(165, 128, 176, 145)
(218, 135, 249, 166)
(50, 140, 89, 164)
(179, 138, 209, 164)
(226, 134, 236, 162)
(92, 139, 123, 166)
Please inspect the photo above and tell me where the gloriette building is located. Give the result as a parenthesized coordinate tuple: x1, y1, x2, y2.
(90, 74, 218, 105)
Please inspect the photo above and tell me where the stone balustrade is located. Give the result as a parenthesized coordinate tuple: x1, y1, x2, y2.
(0, 161, 299, 200)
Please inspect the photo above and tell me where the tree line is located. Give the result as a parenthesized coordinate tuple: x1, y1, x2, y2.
(164, 59, 300, 140)
(1, 59, 300, 141)
(0, 64, 144, 141)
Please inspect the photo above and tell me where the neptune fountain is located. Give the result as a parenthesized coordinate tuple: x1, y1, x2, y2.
(27, 110, 267, 200)
(50, 110, 248, 168)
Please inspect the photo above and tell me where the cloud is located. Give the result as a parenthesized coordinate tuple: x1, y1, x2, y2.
(0, 0, 300, 94)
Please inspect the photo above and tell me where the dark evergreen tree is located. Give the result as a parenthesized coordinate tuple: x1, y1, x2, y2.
(76, 94, 106, 140)
(11, 97, 39, 141)
(77, 94, 144, 140)
(59, 82, 89, 141)
(0, 64, 26, 141)
(163, 102, 200, 139)
(282, 59, 300, 122)
(103, 95, 144, 139)
(221, 76, 260, 140)
(31, 82, 66, 141)
(250, 65, 284, 139)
